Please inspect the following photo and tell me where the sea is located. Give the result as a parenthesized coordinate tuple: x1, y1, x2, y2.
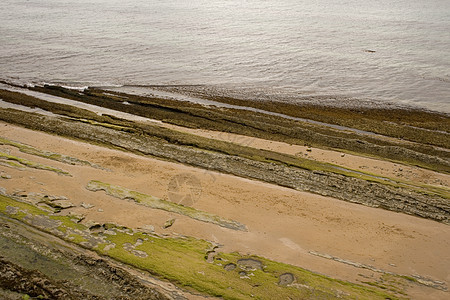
(1, 0, 449, 113)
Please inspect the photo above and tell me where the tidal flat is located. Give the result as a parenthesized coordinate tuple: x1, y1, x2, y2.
(0, 83, 449, 299)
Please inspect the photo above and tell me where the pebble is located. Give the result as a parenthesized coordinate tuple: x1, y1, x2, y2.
(81, 202, 94, 209)
(103, 243, 116, 251)
(138, 225, 155, 233)
(163, 218, 175, 229)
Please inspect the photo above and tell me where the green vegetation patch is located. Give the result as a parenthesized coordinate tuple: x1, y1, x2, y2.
(0, 151, 71, 176)
(212, 252, 403, 299)
(0, 136, 102, 169)
(0, 194, 400, 299)
(0, 160, 26, 170)
(86, 180, 247, 231)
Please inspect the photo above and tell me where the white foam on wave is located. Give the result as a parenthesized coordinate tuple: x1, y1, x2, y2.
(37, 80, 124, 91)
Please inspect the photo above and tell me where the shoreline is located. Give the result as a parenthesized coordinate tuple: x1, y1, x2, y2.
(3, 78, 449, 114)
(116, 83, 450, 114)
(3, 80, 450, 116)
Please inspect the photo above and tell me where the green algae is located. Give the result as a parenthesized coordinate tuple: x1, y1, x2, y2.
(77, 119, 134, 132)
(0, 151, 71, 176)
(0, 160, 25, 170)
(152, 86, 450, 147)
(215, 252, 405, 300)
(0, 136, 102, 169)
(86, 180, 247, 231)
(0, 194, 403, 299)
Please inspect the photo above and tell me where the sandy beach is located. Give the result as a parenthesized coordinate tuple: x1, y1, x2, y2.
(0, 85, 449, 299)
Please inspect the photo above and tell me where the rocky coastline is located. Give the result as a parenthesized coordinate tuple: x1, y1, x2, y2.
(0, 83, 448, 299)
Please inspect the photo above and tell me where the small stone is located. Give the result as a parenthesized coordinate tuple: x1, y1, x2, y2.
(206, 251, 216, 263)
(1, 174, 11, 179)
(278, 273, 295, 286)
(341, 153, 345, 157)
(123, 243, 134, 251)
(137, 224, 155, 233)
(52, 200, 75, 209)
(103, 243, 116, 251)
(103, 223, 118, 230)
(84, 220, 100, 228)
(5, 206, 19, 215)
(67, 212, 85, 223)
(12, 189, 27, 197)
(224, 263, 236, 271)
(97, 208, 104, 212)
(81, 202, 94, 209)
(88, 224, 104, 233)
(239, 271, 250, 279)
(131, 250, 148, 258)
(163, 218, 175, 229)
(48, 195, 68, 201)
(237, 258, 263, 271)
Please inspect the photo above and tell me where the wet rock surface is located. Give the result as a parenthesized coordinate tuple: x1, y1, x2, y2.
(0, 173, 11, 179)
(163, 218, 175, 229)
(237, 259, 263, 271)
(81, 202, 94, 209)
(137, 224, 155, 233)
(0, 215, 180, 300)
(123, 239, 149, 258)
(224, 263, 236, 271)
(0, 258, 95, 300)
(278, 273, 295, 286)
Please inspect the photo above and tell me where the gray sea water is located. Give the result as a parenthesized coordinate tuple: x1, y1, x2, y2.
(1, 0, 449, 112)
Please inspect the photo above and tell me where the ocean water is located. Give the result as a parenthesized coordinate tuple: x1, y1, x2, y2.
(1, 0, 449, 112)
